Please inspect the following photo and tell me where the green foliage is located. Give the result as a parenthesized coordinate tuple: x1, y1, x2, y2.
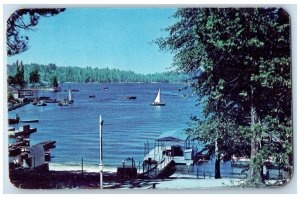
(8, 92, 14, 102)
(158, 8, 291, 183)
(29, 68, 40, 85)
(7, 63, 186, 83)
(188, 114, 251, 159)
(51, 76, 59, 88)
(13, 61, 26, 88)
(7, 9, 65, 56)
(7, 75, 17, 87)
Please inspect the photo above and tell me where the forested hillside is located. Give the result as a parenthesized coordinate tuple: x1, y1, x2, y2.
(7, 62, 185, 83)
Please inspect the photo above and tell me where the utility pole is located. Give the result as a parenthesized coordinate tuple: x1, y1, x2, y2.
(99, 115, 104, 189)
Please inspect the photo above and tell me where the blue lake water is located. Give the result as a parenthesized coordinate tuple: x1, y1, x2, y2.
(9, 83, 200, 168)
(9, 83, 282, 179)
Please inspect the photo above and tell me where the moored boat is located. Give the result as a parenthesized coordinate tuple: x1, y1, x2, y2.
(45, 98, 58, 103)
(58, 100, 69, 106)
(127, 96, 137, 100)
(32, 98, 39, 105)
(37, 140, 56, 150)
(8, 128, 37, 138)
(8, 114, 20, 125)
(36, 100, 47, 106)
(20, 119, 39, 123)
(9, 126, 37, 138)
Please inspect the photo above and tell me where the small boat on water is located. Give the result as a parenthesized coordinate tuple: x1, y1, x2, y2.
(58, 100, 69, 106)
(89, 95, 96, 98)
(37, 140, 56, 150)
(36, 100, 47, 106)
(45, 98, 58, 103)
(32, 98, 39, 105)
(8, 114, 20, 125)
(58, 89, 74, 106)
(104, 87, 109, 91)
(151, 89, 165, 106)
(127, 96, 137, 100)
(19, 119, 39, 123)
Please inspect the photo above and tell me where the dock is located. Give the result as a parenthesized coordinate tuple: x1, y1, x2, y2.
(8, 125, 37, 138)
(141, 130, 199, 179)
(8, 101, 31, 111)
(144, 146, 194, 165)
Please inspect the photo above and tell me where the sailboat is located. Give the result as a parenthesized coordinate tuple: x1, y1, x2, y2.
(151, 88, 165, 106)
(68, 88, 74, 104)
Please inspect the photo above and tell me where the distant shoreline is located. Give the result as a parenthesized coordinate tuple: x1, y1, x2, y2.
(7, 63, 188, 84)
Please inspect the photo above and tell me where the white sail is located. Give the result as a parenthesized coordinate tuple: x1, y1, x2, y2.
(68, 89, 72, 101)
(154, 89, 161, 103)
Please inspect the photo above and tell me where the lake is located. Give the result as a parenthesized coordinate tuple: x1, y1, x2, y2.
(9, 83, 200, 169)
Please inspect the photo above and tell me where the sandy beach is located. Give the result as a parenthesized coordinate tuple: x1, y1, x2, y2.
(48, 163, 118, 173)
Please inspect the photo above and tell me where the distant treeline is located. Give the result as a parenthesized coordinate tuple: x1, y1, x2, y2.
(7, 63, 187, 83)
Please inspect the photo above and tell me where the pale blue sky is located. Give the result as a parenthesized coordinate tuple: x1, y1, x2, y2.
(7, 8, 177, 74)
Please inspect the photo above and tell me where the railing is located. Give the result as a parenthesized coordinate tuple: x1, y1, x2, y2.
(144, 141, 165, 159)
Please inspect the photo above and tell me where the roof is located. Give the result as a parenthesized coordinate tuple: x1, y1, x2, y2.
(156, 130, 188, 142)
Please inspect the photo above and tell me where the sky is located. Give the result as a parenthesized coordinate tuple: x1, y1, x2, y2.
(7, 8, 177, 74)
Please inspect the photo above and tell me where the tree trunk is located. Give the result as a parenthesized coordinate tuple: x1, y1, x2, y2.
(215, 156, 221, 179)
(249, 89, 262, 182)
(215, 139, 221, 179)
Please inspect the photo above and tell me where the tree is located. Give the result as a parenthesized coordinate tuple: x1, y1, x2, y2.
(7, 8, 65, 56)
(188, 113, 251, 179)
(29, 68, 40, 85)
(158, 8, 291, 183)
(14, 61, 26, 88)
(51, 76, 59, 88)
(7, 63, 186, 83)
(7, 75, 17, 87)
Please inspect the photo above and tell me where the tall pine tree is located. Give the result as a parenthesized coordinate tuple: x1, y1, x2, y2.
(158, 8, 291, 182)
